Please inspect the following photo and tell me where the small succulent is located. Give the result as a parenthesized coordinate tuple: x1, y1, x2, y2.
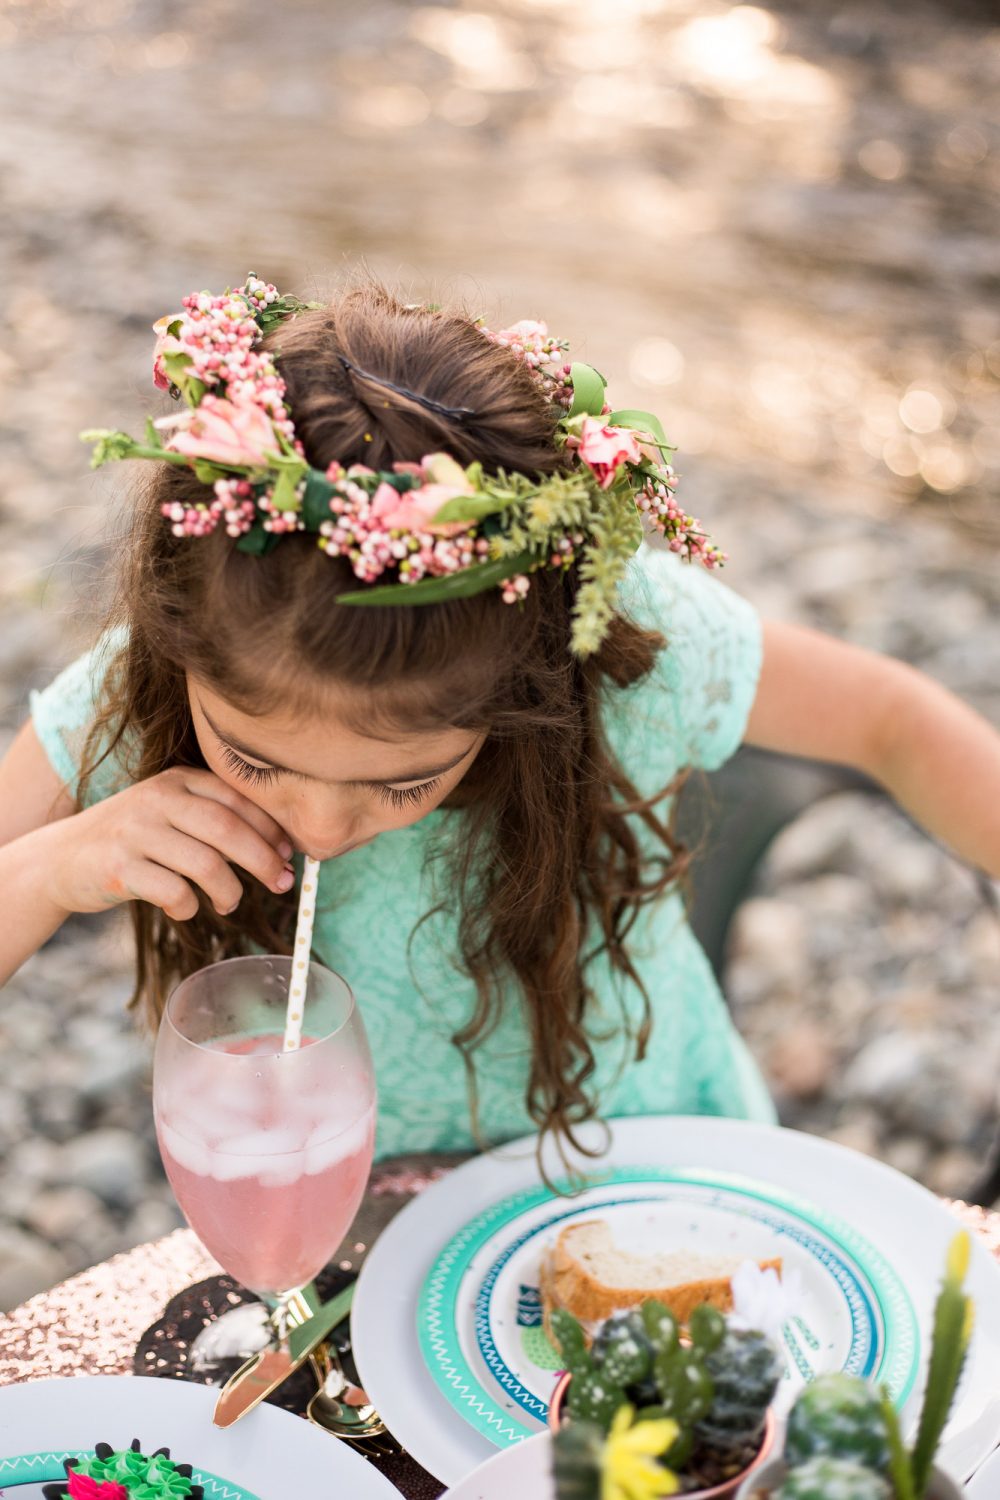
(777, 1231, 974, 1500)
(779, 1456, 893, 1500)
(785, 1374, 891, 1473)
(551, 1292, 782, 1497)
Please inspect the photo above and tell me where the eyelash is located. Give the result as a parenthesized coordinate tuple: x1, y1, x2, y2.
(219, 745, 279, 786)
(371, 778, 441, 809)
(218, 745, 441, 807)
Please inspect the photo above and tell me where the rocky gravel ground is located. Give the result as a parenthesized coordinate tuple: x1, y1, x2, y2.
(0, 0, 998, 1309)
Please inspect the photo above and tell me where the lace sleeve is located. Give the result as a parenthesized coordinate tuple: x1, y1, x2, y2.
(620, 543, 763, 772)
(28, 628, 133, 809)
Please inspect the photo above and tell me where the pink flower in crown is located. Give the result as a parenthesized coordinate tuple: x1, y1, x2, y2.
(575, 415, 642, 489)
(66, 1469, 128, 1500)
(497, 318, 548, 344)
(154, 394, 279, 469)
(151, 313, 186, 391)
(370, 454, 474, 536)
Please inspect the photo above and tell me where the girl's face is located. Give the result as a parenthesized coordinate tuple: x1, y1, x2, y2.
(187, 675, 485, 860)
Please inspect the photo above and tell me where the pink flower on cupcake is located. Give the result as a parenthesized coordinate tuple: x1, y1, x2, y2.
(154, 395, 279, 469)
(575, 416, 642, 489)
(67, 1471, 128, 1500)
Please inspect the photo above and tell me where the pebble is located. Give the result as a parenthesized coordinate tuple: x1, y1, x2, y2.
(767, 1022, 838, 1100)
(0, 1225, 70, 1313)
(57, 1128, 149, 1211)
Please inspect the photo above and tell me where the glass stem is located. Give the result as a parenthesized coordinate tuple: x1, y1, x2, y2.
(262, 1282, 321, 1348)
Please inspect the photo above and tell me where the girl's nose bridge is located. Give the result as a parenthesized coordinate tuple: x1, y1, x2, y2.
(286, 780, 361, 846)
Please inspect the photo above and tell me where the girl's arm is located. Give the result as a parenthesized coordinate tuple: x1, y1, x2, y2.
(0, 720, 79, 982)
(744, 619, 1000, 877)
(0, 717, 296, 990)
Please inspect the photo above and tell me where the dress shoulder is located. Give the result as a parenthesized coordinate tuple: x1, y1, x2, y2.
(615, 543, 763, 773)
(29, 626, 133, 808)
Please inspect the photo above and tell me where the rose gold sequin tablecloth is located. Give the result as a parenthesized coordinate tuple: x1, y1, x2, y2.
(2, 1163, 1000, 1500)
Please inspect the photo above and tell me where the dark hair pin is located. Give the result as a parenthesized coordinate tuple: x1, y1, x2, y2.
(338, 354, 476, 424)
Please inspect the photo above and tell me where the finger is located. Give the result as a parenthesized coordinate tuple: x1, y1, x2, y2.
(145, 828, 248, 916)
(165, 799, 295, 896)
(121, 861, 201, 923)
(172, 768, 293, 854)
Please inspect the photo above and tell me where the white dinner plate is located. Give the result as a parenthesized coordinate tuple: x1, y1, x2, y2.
(351, 1116, 1000, 1488)
(441, 1432, 553, 1500)
(417, 1166, 919, 1448)
(0, 1375, 398, 1500)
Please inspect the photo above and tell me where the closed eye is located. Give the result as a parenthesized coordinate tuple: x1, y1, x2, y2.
(219, 744, 281, 787)
(368, 778, 441, 809)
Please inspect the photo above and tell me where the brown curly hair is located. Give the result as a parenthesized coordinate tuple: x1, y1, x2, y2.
(77, 274, 690, 1158)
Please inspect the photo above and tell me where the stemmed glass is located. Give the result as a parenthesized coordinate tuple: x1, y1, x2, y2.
(153, 955, 376, 1370)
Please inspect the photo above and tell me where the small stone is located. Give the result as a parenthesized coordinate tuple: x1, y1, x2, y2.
(74, 1032, 149, 1104)
(0, 1225, 70, 1312)
(0, 1091, 29, 1154)
(120, 1198, 185, 1250)
(826, 1109, 883, 1159)
(767, 1022, 837, 1099)
(871, 843, 943, 904)
(5, 1136, 64, 1187)
(841, 1033, 924, 1101)
(57, 1128, 149, 1210)
(925, 1148, 982, 1200)
(728, 898, 810, 988)
(962, 911, 1000, 982)
(883, 1136, 930, 1182)
(23, 1185, 105, 1243)
(764, 799, 858, 882)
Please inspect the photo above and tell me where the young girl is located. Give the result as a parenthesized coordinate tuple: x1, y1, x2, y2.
(1, 273, 998, 1163)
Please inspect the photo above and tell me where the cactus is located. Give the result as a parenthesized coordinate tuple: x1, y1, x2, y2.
(591, 1309, 654, 1388)
(567, 1367, 629, 1431)
(551, 1307, 591, 1376)
(777, 1456, 893, 1500)
(785, 1374, 891, 1473)
(551, 1419, 603, 1500)
(909, 1231, 974, 1498)
(695, 1328, 783, 1453)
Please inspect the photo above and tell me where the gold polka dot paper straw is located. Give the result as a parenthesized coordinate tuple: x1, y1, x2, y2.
(283, 855, 320, 1052)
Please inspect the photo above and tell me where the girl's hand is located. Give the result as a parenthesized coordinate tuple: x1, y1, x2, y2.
(44, 766, 296, 921)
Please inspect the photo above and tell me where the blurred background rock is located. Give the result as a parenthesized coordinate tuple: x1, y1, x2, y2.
(0, 0, 997, 1309)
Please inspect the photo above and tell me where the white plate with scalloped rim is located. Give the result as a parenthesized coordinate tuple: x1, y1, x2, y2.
(0, 1375, 398, 1500)
(351, 1116, 1000, 1489)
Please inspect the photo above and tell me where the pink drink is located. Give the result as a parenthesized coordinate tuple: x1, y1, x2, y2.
(155, 1031, 375, 1295)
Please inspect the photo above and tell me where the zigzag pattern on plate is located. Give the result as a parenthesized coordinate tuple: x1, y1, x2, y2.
(0, 1451, 257, 1500)
(422, 1219, 536, 1444)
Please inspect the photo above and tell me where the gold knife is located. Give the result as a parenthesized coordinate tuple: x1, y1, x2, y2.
(212, 1343, 314, 1428)
(212, 1283, 355, 1428)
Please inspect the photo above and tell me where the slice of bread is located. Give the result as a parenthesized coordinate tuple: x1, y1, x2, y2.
(539, 1218, 782, 1332)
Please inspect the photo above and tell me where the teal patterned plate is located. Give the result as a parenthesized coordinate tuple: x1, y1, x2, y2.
(0, 1375, 397, 1500)
(418, 1166, 919, 1449)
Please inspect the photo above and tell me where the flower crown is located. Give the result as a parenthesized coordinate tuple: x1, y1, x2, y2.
(81, 273, 725, 656)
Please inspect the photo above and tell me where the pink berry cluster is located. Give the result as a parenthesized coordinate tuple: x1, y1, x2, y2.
(162, 477, 258, 539)
(478, 318, 575, 408)
(638, 473, 726, 567)
(153, 278, 298, 449)
(317, 464, 491, 586)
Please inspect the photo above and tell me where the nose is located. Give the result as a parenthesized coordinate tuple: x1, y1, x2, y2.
(285, 800, 361, 863)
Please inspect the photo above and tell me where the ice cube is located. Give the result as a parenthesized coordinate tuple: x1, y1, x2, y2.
(158, 1121, 214, 1178)
(304, 1109, 374, 1175)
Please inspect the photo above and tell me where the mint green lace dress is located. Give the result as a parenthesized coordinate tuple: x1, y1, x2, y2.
(29, 545, 776, 1158)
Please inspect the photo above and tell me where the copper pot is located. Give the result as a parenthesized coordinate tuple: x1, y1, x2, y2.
(548, 1371, 778, 1500)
